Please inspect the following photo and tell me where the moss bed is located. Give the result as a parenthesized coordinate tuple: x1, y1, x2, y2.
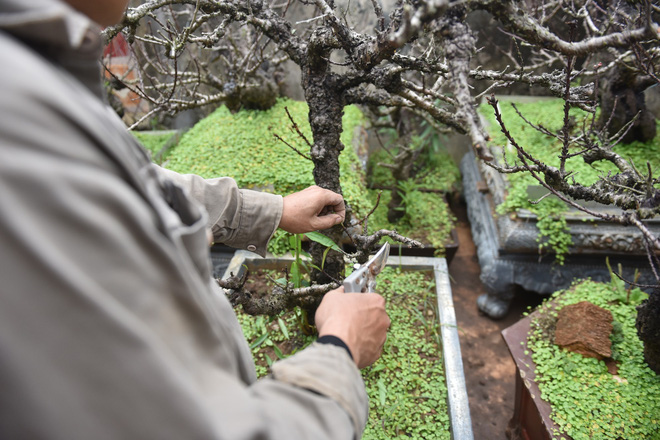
(165, 98, 369, 210)
(366, 141, 460, 255)
(366, 189, 456, 257)
(132, 130, 179, 163)
(164, 98, 374, 254)
(480, 98, 660, 191)
(479, 98, 660, 263)
(527, 280, 660, 439)
(368, 146, 461, 195)
(163, 98, 458, 256)
(235, 267, 451, 439)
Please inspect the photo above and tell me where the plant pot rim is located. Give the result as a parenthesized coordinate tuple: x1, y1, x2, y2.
(475, 151, 660, 253)
(222, 251, 474, 440)
(502, 313, 571, 440)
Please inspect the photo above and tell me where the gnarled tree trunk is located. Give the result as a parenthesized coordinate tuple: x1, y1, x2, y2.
(300, 33, 347, 315)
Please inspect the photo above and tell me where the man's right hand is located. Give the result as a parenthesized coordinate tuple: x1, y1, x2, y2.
(315, 287, 390, 369)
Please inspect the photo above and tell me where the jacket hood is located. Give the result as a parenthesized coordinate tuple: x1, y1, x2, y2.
(0, 0, 98, 51)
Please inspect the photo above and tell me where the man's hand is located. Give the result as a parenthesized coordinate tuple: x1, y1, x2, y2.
(279, 186, 346, 234)
(315, 287, 390, 369)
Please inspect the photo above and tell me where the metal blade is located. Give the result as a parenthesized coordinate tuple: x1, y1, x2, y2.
(366, 242, 390, 278)
(343, 242, 390, 293)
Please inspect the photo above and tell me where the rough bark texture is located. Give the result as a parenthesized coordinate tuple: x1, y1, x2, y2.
(300, 35, 346, 309)
(636, 291, 660, 374)
(554, 301, 613, 360)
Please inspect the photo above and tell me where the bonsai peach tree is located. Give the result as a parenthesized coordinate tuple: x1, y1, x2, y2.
(105, 0, 660, 370)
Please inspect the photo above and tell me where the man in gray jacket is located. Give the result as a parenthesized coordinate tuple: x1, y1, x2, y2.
(0, 0, 390, 438)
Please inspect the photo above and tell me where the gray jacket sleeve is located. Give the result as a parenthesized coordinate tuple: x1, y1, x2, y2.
(0, 27, 368, 440)
(157, 167, 283, 256)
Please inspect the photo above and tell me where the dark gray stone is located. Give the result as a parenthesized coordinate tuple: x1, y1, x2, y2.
(461, 151, 658, 319)
(210, 245, 236, 279)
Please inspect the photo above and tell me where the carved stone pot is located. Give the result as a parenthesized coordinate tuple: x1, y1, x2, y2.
(460, 150, 659, 318)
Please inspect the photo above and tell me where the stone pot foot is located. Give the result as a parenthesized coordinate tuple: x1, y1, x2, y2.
(477, 293, 511, 319)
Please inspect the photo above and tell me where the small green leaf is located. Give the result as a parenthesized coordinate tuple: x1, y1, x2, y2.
(278, 317, 290, 340)
(290, 261, 301, 288)
(288, 234, 297, 250)
(273, 345, 286, 360)
(322, 246, 331, 270)
(250, 333, 269, 349)
(304, 231, 343, 253)
(629, 289, 649, 304)
(377, 379, 387, 406)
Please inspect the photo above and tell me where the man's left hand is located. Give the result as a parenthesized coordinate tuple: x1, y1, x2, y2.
(279, 186, 345, 233)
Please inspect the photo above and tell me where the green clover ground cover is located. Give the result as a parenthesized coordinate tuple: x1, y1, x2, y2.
(479, 98, 660, 264)
(164, 97, 368, 206)
(235, 267, 450, 440)
(164, 98, 371, 255)
(366, 189, 456, 257)
(527, 281, 660, 439)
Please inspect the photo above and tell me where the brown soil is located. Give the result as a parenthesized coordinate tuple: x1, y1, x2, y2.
(448, 200, 544, 440)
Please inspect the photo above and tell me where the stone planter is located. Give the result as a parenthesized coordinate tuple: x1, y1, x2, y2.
(460, 150, 659, 318)
(221, 250, 474, 440)
(390, 228, 460, 262)
(501, 282, 658, 440)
